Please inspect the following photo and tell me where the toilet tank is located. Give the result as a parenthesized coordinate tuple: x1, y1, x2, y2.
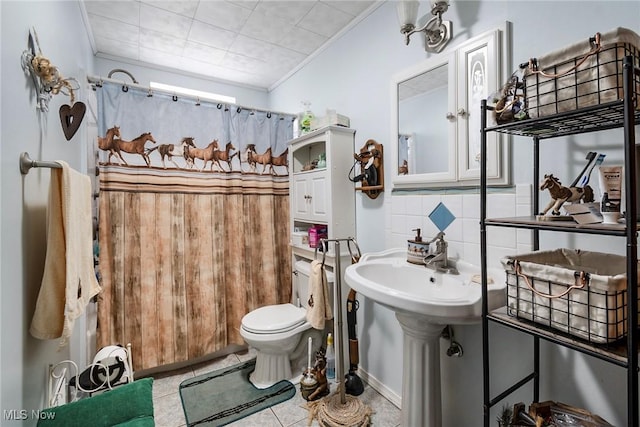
(294, 260, 335, 309)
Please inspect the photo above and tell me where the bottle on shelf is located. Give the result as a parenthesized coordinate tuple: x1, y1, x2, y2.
(300, 101, 314, 134)
(325, 332, 335, 380)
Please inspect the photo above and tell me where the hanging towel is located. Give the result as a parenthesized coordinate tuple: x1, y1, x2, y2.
(306, 260, 333, 330)
(30, 161, 102, 348)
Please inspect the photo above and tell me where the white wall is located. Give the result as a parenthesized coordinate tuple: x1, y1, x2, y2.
(1, 2, 95, 424)
(0, 2, 270, 425)
(270, 1, 640, 426)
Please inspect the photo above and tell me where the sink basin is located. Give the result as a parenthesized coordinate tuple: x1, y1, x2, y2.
(345, 248, 507, 426)
(345, 247, 506, 324)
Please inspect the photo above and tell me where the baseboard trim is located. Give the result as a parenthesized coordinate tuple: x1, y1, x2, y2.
(358, 367, 402, 409)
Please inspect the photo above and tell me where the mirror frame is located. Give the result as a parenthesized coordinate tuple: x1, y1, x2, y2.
(391, 24, 511, 189)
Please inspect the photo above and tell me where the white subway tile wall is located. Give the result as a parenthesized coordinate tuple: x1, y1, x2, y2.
(385, 185, 533, 269)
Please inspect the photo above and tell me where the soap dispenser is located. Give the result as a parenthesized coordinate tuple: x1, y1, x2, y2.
(407, 228, 430, 265)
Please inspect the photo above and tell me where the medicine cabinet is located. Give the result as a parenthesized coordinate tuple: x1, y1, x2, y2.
(392, 24, 511, 189)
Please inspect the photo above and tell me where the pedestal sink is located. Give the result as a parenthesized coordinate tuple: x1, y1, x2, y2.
(344, 248, 506, 427)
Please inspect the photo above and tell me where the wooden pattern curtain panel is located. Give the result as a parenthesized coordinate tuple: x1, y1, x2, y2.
(94, 82, 294, 370)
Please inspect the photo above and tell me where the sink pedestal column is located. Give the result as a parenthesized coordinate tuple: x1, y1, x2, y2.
(396, 313, 443, 427)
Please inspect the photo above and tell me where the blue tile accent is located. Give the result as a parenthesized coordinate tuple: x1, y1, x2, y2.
(429, 202, 455, 231)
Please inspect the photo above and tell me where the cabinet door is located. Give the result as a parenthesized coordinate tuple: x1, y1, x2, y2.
(309, 173, 327, 220)
(293, 174, 311, 218)
(456, 28, 506, 183)
(292, 171, 328, 222)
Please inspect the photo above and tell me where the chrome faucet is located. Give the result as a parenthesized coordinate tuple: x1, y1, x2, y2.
(423, 232, 459, 275)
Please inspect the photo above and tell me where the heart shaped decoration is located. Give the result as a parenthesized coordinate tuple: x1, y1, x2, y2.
(59, 102, 87, 141)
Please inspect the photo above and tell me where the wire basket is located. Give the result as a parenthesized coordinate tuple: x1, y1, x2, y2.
(502, 249, 639, 344)
(523, 27, 640, 118)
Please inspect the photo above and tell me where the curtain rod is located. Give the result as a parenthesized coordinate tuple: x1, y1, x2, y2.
(86, 75, 296, 118)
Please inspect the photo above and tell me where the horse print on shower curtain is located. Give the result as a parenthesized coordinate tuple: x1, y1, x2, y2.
(95, 82, 294, 370)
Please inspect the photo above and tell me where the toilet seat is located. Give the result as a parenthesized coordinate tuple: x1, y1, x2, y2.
(241, 303, 307, 334)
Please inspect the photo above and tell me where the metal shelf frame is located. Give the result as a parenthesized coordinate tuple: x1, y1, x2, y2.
(481, 56, 639, 427)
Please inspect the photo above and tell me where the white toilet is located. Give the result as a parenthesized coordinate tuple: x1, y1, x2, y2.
(240, 260, 333, 389)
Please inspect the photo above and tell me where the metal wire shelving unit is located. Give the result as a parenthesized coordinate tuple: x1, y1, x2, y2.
(480, 56, 640, 427)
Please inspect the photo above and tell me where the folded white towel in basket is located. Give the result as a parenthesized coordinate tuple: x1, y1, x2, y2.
(306, 260, 333, 330)
(30, 161, 102, 347)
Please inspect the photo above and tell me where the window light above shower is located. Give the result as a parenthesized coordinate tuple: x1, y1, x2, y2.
(149, 82, 236, 104)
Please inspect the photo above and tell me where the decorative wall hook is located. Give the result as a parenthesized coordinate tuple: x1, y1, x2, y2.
(22, 28, 79, 111)
(21, 28, 85, 140)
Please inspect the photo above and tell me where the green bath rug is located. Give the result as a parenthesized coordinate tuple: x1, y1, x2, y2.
(179, 359, 296, 426)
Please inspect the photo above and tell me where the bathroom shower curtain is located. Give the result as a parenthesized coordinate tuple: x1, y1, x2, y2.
(94, 82, 294, 370)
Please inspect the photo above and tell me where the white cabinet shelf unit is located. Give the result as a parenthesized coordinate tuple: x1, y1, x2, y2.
(289, 126, 356, 378)
(289, 125, 356, 252)
(480, 56, 640, 427)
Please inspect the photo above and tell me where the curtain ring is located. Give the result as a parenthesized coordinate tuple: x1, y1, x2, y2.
(95, 79, 103, 88)
(196, 98, 201, 106)
(216, 103, 222, 109)
(237, 107, 242, 113)
(267, 112, 272, 118)
(147, 89, 153, 98)
(122, 85, 128, 92)
(172, 95, 178, 102)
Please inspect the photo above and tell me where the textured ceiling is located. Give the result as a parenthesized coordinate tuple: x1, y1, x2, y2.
(81, 0, 378, 91)
(398, 62, 448, 101)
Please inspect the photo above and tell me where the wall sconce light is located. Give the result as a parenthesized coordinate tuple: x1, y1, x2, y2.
(397, 0, 452, 53)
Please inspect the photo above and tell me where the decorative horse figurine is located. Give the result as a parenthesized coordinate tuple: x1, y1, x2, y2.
(303, 349, 330, 401)
(539, 174, 594, 216)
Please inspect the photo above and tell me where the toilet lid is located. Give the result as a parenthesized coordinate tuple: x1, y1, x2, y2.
(242, 303, 307, 334)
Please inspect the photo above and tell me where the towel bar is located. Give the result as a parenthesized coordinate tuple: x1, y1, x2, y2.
(20, 152, 62, 175)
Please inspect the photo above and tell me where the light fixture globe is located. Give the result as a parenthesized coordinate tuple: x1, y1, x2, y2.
(397, 0, 419, 44)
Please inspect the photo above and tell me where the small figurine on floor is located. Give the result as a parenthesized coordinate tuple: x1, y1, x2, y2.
(302, 350, 330, 401)
(539, 174, 594, 216)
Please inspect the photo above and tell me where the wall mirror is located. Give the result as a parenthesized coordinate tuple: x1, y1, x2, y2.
(392, 24, 511, 189)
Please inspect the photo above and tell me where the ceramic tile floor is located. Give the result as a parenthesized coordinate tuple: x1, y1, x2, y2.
(148, 348, 402, 427)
